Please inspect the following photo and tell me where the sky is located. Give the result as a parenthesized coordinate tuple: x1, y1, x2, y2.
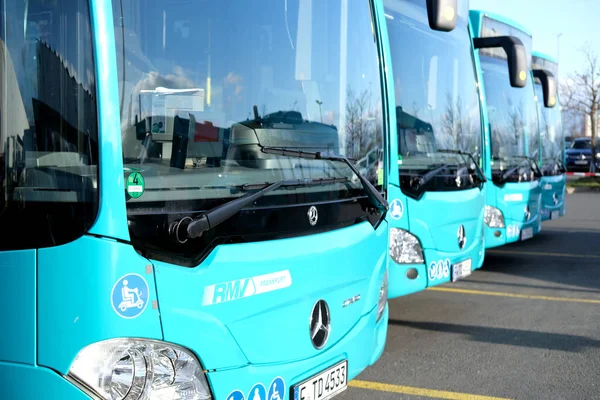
(469, 0, 600, 82)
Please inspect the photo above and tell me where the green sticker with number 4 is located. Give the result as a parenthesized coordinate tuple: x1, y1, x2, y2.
(126, 172, 145, 199)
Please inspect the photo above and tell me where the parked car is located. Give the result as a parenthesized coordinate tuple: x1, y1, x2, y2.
(565, 136, 574, 148)
(565, 138, 600, 172)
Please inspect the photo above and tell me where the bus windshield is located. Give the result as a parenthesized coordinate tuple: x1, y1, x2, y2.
(479, 17, 539, 184)
(384, 0, 483, 198)
(532, 57, 564, 176)
(113, 0, 385, 265)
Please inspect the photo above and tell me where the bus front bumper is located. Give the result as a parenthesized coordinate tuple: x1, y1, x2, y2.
(0, 362, 90, 400)
(0, 305, 388, 400)
(207, 303, 388, 400)
(484, 216, 542, 249)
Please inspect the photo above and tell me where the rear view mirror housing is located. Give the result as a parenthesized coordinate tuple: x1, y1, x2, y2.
(426, 0, 457, 32)
(533, 69, 557, 108)
(474, 36, 528, 88)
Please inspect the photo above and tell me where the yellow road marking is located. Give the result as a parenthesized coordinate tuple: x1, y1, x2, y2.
(487, 249, 600, 259)
(427, 287, 600, 304)
(349, 380, 511, 400)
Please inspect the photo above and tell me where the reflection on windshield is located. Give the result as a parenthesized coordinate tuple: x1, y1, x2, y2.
(479, 17, 539, 179)
(384, 0, 482, 196)
(113, 0, 384, 206)
(535, 84, 564, 175)
(480, 57, 539, 163)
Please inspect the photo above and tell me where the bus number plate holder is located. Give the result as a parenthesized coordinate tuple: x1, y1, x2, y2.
(521, 227, 534, 241)
(452, 259, 472, 282)
(292, 360, 348, 400)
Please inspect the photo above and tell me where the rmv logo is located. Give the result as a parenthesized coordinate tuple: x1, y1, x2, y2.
(212, 278, 257, 304)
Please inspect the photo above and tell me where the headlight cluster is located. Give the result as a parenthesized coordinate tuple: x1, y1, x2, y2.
(484, 205, 505, 228)
(389, 228, 424, 264)
(377, 269, 388, 322)
(68, 339, 212, 400)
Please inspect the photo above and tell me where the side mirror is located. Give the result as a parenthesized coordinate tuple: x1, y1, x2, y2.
(474, 35, 528, 88)
(426, 0, 457, 32)
(532, 69, 557, 108)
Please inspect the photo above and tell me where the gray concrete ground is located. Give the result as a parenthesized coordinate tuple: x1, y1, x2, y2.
(341, 191, 600, 400)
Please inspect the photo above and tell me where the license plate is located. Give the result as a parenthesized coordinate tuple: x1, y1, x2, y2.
(451, 259, 472, 282)
(521, 227, 534, 241)
(551, 211, 559, 220)
(575, 160, 588, 165)
(292, 360, 348, 400)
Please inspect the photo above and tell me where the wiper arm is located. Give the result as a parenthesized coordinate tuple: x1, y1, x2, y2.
(170, 180, 284, 242)
(239, 177, 350, 192)
(261, 147, 388, 212)
(169, 177, 354, 243)
(513, 155, 543, 177)
(417, 163, 452, 187)
(437, 149, 487, 182)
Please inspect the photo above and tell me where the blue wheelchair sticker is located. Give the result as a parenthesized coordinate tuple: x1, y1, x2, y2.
(248, 383, 266, 400)
(389, 199, 404, 220)
(226, 390, 245, 400)
(267, 377, 286, 400)
(111, 273, 149, 319)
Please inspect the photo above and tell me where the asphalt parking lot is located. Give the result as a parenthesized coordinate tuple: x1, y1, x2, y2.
(342, 191, 600, 400)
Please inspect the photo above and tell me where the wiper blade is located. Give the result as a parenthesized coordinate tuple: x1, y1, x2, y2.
(170, 180, 284, 242)
(418, 163, 453, 187)
(261, 146, 388, 212)
(437, 149, 487, 182)
(169, 177, 353, 242)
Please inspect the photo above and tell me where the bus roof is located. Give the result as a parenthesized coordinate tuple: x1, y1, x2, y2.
(532, 51, 557, 65)
(469, 9, 532, 38)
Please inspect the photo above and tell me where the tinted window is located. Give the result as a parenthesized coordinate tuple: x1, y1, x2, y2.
(0, 0, 98, 250)
(113, 0, 385, 265)
(384, 0, 483, 197)
(571, 140, 592, 149)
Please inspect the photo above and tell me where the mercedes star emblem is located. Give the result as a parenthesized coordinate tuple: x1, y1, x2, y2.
(457, 224, 466, 250)
(309, 300, 330, 349)
(553, 193, 559, 206)
(307, 206, 318, 226)
(524, 205, 531, 221)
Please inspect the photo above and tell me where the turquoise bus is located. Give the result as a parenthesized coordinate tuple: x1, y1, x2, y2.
(0, 1, 395, 399)
(380, 0, 525, 297)
(532, 51, 567, 221)
(470, 11, 543, 247)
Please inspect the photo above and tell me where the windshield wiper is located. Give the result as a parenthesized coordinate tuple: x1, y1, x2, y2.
(169, 177, 356, 243)
(437, 149, 487, 182)
(261, 147, 389, 212)
(170, 180, 284, 242)
(239, 177, 350, 191)
(415, 163, 453, 187)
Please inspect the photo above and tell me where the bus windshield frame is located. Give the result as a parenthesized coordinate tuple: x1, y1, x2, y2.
(478, 16, 540, 185)
(384, 0, 484, 199)
(112, 0, 386, 266)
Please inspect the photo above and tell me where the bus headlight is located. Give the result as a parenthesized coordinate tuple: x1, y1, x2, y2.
(389, 228, 424, 264)
(484, 206, 505, 228)
(68, 339, 212, 400)
(377, 269, 388, 322)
